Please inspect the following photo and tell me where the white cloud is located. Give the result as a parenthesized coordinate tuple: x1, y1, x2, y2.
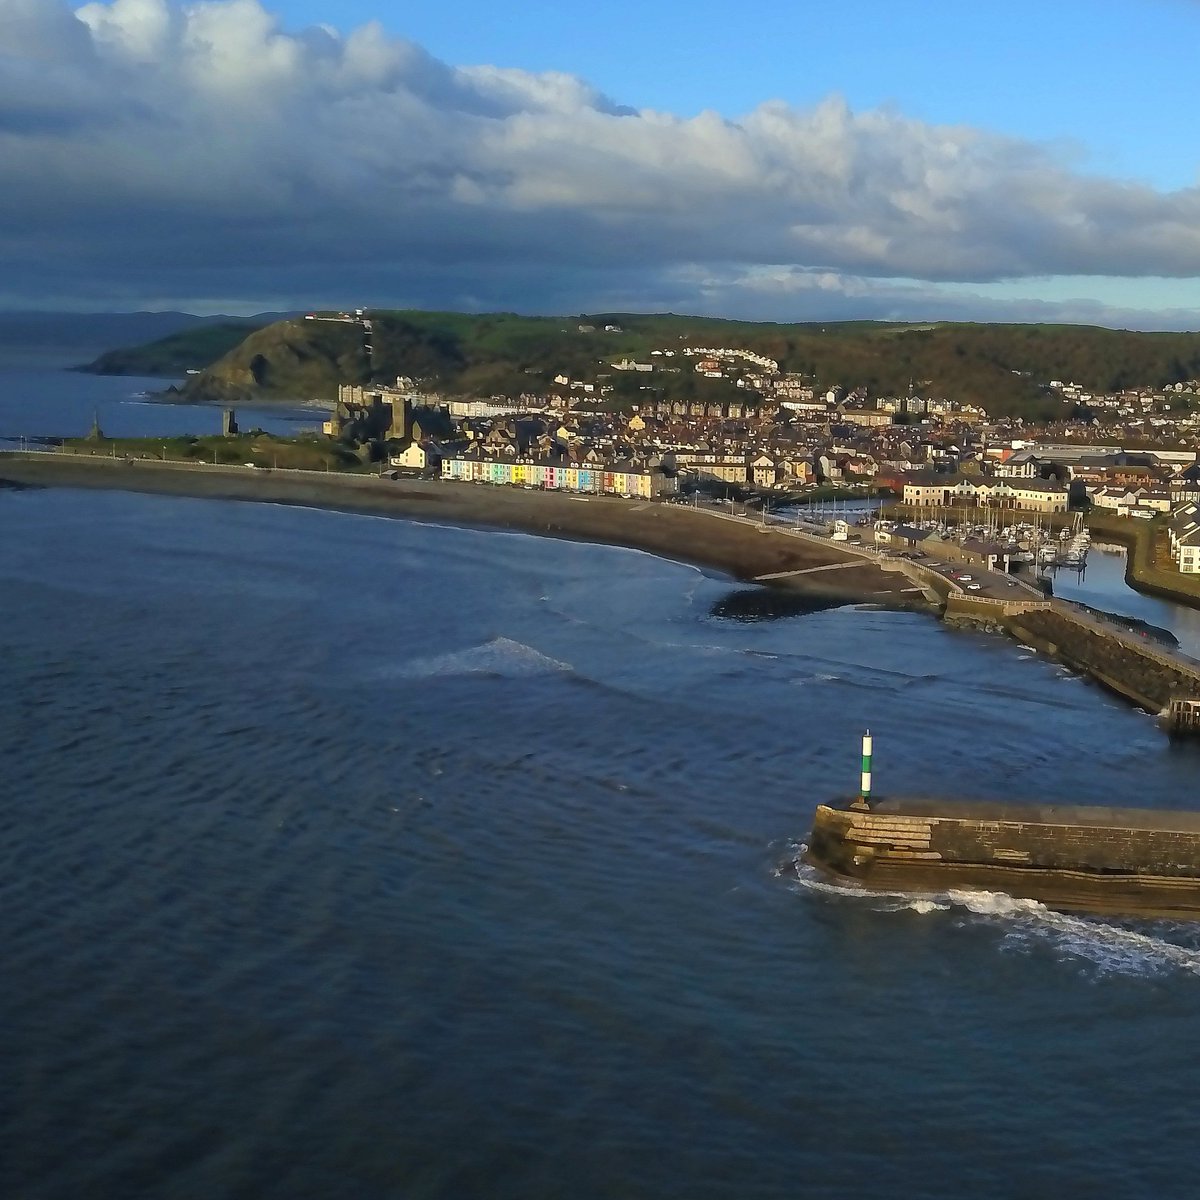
(75, 0, 177, 60)
(0, 0, 1197, 323)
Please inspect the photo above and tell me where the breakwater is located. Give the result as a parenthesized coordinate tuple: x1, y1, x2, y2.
(936, 583, 1200, 720)
(1006, 605, 1200, 714)
(808, 798, 1200, 917)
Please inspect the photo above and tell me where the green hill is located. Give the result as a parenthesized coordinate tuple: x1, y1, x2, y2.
(77, 317, 281, 376)
(150, 310, 1200, 417)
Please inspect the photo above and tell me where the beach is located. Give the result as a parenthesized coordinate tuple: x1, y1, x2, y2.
(0, 455, 924, 609)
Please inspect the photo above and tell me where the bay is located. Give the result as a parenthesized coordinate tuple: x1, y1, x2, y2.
(4, 484, 1200, 1200)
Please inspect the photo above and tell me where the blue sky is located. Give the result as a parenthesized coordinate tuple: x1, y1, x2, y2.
(2, 0, 1200, 325)
(272, 0, 1199, 190)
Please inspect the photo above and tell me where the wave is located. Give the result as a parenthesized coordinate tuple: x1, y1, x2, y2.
(787, 854, 1200, 978)
(945, 889, 1200, 978)
(389, 635, 573, 680)
(790, 671, 842, 688)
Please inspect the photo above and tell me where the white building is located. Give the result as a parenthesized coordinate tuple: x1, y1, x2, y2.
(1169, 502, 1200, 573)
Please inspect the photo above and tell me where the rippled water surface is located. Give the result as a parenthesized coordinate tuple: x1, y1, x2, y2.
(5, 486, 1200, 1200)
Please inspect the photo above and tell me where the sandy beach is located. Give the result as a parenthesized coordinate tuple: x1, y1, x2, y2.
(0, 455, 927, 609)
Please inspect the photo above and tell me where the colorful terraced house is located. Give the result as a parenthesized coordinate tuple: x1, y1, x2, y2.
(441, 454, 672, 499)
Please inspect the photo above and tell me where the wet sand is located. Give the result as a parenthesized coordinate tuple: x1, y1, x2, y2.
(0, 456, 927, 609)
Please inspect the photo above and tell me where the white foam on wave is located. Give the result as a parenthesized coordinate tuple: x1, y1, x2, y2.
(788, 857, 948, 913)
(391, 636, 572, 680)
(790, 671, 842, 688)
(945, 889, 1200, 978)
(787, 853, 1200, 977)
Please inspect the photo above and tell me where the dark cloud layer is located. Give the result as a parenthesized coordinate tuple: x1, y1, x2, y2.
(1, 0, 1199, 324)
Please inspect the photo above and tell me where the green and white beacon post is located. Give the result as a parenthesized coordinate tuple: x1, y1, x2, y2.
(851, 729, 873, 810)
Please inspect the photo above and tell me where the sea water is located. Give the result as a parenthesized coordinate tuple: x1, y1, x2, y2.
(0, 356, 320, 443)
(5, 479, 1200, 1199)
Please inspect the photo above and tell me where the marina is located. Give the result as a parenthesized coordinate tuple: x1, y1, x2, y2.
(869, 508, 1087, 582)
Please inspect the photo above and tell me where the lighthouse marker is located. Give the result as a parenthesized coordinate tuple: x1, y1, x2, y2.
(851, 729, 873, 810)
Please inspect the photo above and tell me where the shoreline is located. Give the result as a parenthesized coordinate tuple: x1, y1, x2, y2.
(0, 455, 930, 611)
(9, 454, 1200, 723)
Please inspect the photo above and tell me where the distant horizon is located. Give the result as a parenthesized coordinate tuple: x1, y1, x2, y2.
(2, 307, 1199, 337)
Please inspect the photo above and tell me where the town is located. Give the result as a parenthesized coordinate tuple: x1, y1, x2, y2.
(318, 333, 1200, 577)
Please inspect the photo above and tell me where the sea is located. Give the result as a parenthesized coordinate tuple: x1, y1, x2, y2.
(0, 343, 320, 444)
(5, 354, 1200, 1199)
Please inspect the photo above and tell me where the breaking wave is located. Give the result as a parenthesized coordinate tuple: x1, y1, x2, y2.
(787, 853, 1200, 978)
(945, 889, 1200, 978)
(390, 636, 572, 680)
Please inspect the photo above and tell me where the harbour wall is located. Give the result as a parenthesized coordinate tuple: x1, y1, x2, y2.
(1005, 606, 1200, 713)
(939, 588, 1200, 718)
(808, 804, 1200, 915)
(813, 805, 1200, 877)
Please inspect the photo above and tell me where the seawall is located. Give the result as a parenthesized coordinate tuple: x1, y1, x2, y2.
(808, 801, 1200, 916)
(1005, 606, 1200, 713)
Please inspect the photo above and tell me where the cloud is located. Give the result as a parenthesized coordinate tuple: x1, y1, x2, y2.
(0, 0, 1198, 323)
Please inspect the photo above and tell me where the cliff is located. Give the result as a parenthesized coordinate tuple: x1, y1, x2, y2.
(178, 318, 368, 404)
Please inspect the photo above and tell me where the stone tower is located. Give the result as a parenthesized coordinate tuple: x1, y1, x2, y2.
(388, 397, 413, 441)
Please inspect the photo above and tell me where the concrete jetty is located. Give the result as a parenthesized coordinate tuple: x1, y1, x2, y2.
(805, 732, 1200, 918)
(807, 797, 1200, 917)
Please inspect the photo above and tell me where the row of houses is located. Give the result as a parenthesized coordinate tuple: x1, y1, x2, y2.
(441, 455, 673, 499)
(902, 474, 1071, 513)
(1089, 486, 1173, 518)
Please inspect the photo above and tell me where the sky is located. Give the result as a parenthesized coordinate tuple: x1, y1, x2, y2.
(2, 0, 1200, 327)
